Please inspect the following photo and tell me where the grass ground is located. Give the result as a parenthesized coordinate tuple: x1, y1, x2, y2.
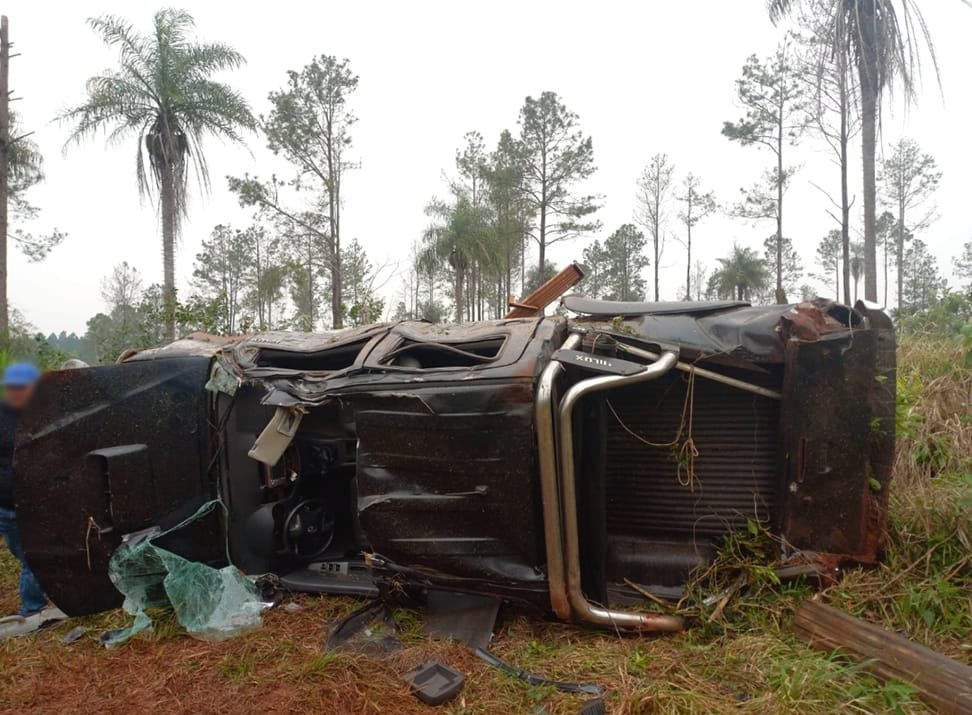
(0, 336, 968, 714)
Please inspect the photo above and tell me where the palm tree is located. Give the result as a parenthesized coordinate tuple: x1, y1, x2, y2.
(422, 193, 494, 323)
(708, 245, 770, 301)
(768, 0, 948, 303)
(61, 9, 254, 341)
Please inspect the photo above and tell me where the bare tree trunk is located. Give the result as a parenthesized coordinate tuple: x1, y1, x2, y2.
(859, 0, 879, 303)
(254, 239, 264, 328)
(0, 17, 8, 345)
(306, 237, 314, 331)
(538, 206, 547, 283)
(505, 240, 512, 319)
(775, 111, 786, 304)
(840, 87, 851, 306)
(160, 156, 177, 343)
(653, 196, 660, 301)
(653, 237, 659, 301)
(454, 268, 463, 323)
(684, 221, 692, 301)
(413, 266, 419, 318)
(896, 199, 905, 311)
(329, 169, 343, 329)
(538, 157, 548, 281)
(520, 232, 526, 295)
(883, 240, 889, 307)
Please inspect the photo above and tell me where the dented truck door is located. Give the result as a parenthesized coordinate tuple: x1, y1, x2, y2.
(12, 358, 219, 615)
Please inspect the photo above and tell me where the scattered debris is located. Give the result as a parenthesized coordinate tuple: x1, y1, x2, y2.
(203, 363, 240, 396)
(106, 501, 265, 645)
(579, 698, 607, 715)
(60, 625, 88, 645)
(99, 627, 129, 646)
(705, 573, 748, 622)
(472, 646, 604, 696)
(793, 599, 972, 715)
(403, 660, 466, 706)
(424, 590, 499, 650)
(325, 599, 401, 656)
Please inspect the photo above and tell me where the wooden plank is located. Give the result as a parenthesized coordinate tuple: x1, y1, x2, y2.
(505, 263, 585, 318)
(793, 599, 972, 715)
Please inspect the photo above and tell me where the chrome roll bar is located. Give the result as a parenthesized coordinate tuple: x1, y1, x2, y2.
(535, 333, 581, 619)
(555, 348, 684, 631)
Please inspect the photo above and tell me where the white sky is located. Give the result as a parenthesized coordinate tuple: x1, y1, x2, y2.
(5, 0, 972, 335)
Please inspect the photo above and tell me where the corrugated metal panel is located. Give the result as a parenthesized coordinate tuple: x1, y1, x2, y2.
(604, 372, 779, 540)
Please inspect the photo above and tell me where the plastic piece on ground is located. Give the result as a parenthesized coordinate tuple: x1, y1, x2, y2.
(325, 599, 402, 656)
(60, 625, 88, 644)
(580, 697, 607, 715)
(105, 500, 264, 645)
(403, 660, 465, 706)
(424, 590, 499, 650)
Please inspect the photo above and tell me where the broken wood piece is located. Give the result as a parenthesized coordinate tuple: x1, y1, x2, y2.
(505, 263, 585, 318)
(506, 300, 538, 311)
(792, 599, 972, 715)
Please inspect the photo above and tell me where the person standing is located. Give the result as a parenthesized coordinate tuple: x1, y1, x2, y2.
(0, 363, 47, 617)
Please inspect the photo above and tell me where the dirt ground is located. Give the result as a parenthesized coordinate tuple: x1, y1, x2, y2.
(0, 549, 951, 715)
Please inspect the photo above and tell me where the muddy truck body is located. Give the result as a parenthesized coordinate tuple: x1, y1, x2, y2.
(13, 297, 895, 631)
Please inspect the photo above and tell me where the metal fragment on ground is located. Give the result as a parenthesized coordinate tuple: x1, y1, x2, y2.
(424, 590, 500, 650)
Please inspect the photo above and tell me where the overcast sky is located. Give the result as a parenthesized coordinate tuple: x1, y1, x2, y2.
(5, 0, 972, 335)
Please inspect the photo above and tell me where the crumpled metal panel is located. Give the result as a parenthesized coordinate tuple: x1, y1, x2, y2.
(245, 317, 562, 407)
(353, 382, 549, 603)
(779, 327, 893, 561)
(13, 358, 218, 616)
(574, 300, 862, 363)
(123, 332, 239, 361)
(223, 324, 391, 372)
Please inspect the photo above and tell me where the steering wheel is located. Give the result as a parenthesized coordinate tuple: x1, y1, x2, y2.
(282, 499, 335, 560)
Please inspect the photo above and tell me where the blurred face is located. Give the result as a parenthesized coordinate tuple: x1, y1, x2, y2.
(4, 383, 37, 411)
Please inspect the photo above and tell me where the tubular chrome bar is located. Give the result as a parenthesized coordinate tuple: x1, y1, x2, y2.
(615, 342, 782, 401)
(536, 333, 582, 619)
(557, 349, 685, 631)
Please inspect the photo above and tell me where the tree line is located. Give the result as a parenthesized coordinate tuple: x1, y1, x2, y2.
(2, 4, 971, 364)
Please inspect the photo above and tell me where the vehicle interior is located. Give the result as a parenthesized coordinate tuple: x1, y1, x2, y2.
(215, 309, 824, 632)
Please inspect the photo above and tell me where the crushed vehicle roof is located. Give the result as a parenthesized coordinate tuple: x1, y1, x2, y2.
(126, 297, 865, 369)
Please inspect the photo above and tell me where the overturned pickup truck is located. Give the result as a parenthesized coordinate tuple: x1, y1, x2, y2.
(14, 296, 895, 631)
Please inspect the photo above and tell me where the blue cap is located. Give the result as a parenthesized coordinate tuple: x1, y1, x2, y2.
(2, 362, 41, 387)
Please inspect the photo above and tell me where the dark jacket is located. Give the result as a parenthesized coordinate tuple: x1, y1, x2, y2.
(0, 403, 19, 509)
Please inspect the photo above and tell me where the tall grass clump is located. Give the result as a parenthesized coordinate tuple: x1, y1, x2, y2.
(830, 331, 971, 661)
